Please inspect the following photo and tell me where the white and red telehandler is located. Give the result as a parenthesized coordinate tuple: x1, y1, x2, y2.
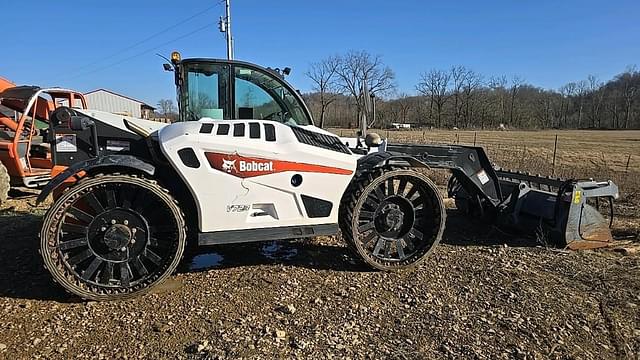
(36, 53, 618, 300)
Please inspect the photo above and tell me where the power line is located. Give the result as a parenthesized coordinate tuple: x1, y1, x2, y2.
(63, 23, 215, 81)
(58, 2, 223, 80)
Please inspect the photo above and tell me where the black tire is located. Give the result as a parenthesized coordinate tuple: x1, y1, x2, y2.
(0, 162, 9, 205)
(340, 169, 446, 271)
(40, 174, 186, 301)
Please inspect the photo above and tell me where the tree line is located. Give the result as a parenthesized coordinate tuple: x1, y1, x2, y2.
(304, 50, 640, 130)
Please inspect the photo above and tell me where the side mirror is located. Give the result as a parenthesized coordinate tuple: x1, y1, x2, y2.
(163, 63, 173, 72)
(70, 116, 94, 131)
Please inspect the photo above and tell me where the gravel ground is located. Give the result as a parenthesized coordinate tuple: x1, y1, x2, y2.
(0, 191, 639, 359)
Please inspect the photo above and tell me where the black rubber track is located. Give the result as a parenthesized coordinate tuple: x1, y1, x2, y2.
(40, 174, 186, 301)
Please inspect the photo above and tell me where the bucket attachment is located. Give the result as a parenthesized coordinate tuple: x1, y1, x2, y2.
(494, 171, 619, 250)
(563, 181, 619, 249)
(379, 143, 620, 250)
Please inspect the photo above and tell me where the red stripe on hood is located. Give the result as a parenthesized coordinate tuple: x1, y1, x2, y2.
(204, 152, 353, 178)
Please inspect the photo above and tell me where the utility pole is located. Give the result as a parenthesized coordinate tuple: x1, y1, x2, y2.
(219, 0, 234, 60)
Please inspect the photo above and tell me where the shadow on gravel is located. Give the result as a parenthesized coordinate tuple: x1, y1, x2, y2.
(8, 188, 38, 199)
(441, 210, 542, 248)
(0, 209, 72, 302)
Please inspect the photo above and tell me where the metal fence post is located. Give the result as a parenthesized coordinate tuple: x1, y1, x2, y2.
(552, 134, 558, 176)
(626, 154, 631, 173)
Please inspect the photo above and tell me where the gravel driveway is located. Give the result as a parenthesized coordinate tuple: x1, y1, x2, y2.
(0, 194, 638, 359)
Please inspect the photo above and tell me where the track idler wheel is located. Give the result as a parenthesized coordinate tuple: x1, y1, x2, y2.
(40, 175, 186, 300)
(341, 169, 446, 270)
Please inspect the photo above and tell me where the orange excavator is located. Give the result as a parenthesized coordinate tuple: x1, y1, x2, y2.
(0, 76, 87, 204)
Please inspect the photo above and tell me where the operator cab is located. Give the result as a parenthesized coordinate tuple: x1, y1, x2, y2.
(168, 52, 313, 127)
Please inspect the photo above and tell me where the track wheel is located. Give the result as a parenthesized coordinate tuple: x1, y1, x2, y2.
(341, 169, 446, 271)
(40, 175, 186, 300)
(0, 162, 9, 205)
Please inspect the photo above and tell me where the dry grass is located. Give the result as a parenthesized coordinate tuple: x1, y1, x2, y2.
(332, 129, 639, 172)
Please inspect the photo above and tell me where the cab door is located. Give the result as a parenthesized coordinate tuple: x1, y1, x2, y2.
(231, 64, 311, 125)
(196, 64, 343, 231)
(179, 62, 232, 121)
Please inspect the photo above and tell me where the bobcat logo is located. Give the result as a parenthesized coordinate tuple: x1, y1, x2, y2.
(222, 159, 237, 173)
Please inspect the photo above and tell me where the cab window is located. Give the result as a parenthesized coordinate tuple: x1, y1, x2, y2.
(234, 66, 310, 126)
(182, 63, 229, 121)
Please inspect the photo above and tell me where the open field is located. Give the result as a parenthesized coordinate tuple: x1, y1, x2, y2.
(0, 130, 638, 359)
(331, 129, 640, 174)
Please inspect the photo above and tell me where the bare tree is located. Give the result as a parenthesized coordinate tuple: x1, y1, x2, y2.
(450, 66, 468, 127)
(620, 65, 639, 129)
(559, 82, 577, 127)
(382, 97, 399, 127)
(605, 88, 622, 129)
(462, 70, 482, 127)
(474, 88, 492, 129)
(334, 50, 396, 127)
(306, 56, 340, 128)
(575, 80, 589, 128)
(396, 93, 414, 124)
(587, 75, 605, 128)
(157, 99, 176, 116)
(416, 69, 450, 128)
(303, 54, 637, 130)
(488, 75, 508, 126)
(508, 76, 524, 126)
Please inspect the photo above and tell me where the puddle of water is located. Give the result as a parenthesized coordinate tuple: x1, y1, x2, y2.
(190, 252, 224, 270)
(261, 241, 298, 260)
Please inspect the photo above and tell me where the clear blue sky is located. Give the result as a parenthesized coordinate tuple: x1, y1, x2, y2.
(3, 0, 638, 106)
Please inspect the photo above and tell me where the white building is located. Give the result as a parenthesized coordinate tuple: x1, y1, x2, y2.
(84, 89, 155, 119)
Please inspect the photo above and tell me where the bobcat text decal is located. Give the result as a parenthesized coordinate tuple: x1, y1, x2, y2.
(205, 152, 352, 178)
